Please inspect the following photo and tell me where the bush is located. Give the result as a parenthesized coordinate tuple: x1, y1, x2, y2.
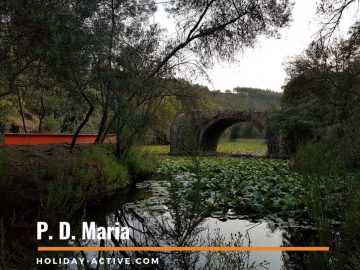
(0, 97, 16, 133)
(0, 145, 133, 268)
(294, 120, 360, 175)
(42, 115, 59, 132)
(293, 136, 346, 175)
(293, 115, 360, 269)
(72, 146, 129, 198)
(123, 149, 157, 179)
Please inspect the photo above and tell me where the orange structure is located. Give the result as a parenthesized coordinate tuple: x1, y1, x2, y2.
(2, 133, 116, 146)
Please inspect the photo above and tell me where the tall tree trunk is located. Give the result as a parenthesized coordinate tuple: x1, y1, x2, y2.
(94, 0, 116, 143)
(96, 113, 115, 144)
(70, 105, 94, 149)
(95, 104, 109, 143)
(115, 116, 128, 158)
(96, 108, 124, 144)
(16, 86, 27, 133)
(38, 117, 43, 133)
(38, 90, 46, 133)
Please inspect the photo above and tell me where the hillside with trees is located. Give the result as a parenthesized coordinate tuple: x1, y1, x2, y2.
(141, 83, 282, 143)
(0, 77, 281, 144)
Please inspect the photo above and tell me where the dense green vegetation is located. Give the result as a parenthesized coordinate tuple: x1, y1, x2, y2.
(271, 4, 360, 268)
(155, 153, 360, 268)
(277, 23, 360, 158)
(0, 145, 155, 214)
(158, 157, 306, 222)
(0, 145, 156, 268)
(156, 155, 359, 225)
(210, 87, 281, 111)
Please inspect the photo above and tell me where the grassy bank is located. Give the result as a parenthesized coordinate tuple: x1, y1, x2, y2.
(291, 134, 360, 269)
(217, 139, 266, 155)
(140, 139, 267, 155)
(0, 144, 156, 269)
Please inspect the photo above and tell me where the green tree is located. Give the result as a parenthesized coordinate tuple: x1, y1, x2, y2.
(92, 0, 293, 158)
(278, 22, 360, 154)
(0, 0, 293, 158)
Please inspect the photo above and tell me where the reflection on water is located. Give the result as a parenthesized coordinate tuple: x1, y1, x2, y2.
(82, 176, 319, 270)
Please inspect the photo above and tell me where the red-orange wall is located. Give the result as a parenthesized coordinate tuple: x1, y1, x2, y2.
(3, 134, 116, 146)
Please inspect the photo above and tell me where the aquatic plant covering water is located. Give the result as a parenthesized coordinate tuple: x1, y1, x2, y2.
(157, 157, 309, 224)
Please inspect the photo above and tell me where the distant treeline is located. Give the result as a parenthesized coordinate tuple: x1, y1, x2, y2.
(146, 83, 282, 144)
(0, 77, 281, 144)
(208, 87, 281, 111)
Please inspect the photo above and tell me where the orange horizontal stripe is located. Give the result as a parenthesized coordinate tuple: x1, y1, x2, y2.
(38, 246, 330, 252)
(3, 133, 116, 146)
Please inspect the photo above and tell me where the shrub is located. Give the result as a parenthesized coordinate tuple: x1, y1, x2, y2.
(123, 149, 157, 179)
(72, 146, 129, 198)
(42, 115, 59, 132)
(37, 174, 86, 227)
(294, 119, 360, 269)
(294, 123, 360, 175)
(293, 136, 346, 175)
(0, 97, 16, 133)
(0, 145, 133, 268)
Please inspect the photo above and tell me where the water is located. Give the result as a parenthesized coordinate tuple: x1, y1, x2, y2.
(86, 175, 319, 269)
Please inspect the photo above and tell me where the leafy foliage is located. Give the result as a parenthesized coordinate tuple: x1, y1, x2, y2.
(72, 146, 129, 197)
(0, 96, 16, 132)
(0, 0, 291, 159)
(157, 157, 308, 223)
(276, 20, 360, 268)
(122, 149, 157, 179)
(277, 22, 360, 155)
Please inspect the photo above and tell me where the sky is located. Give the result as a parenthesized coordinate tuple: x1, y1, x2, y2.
(155, 0, 358, 92)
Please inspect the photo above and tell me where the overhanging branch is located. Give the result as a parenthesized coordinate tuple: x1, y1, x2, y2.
(148, 2, 250, 78)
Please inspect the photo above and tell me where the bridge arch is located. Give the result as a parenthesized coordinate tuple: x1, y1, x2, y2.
(199, 112, 266, 152)
(169, 110, 276, 155)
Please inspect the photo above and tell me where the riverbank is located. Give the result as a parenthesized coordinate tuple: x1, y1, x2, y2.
(1, 141, 358, 269)
(0, 140, 265, 220)
(0, 144, 157, 216)
(0, 144, 157, 268)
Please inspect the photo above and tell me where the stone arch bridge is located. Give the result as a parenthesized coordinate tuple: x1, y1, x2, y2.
(170, 110, 279, 156)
